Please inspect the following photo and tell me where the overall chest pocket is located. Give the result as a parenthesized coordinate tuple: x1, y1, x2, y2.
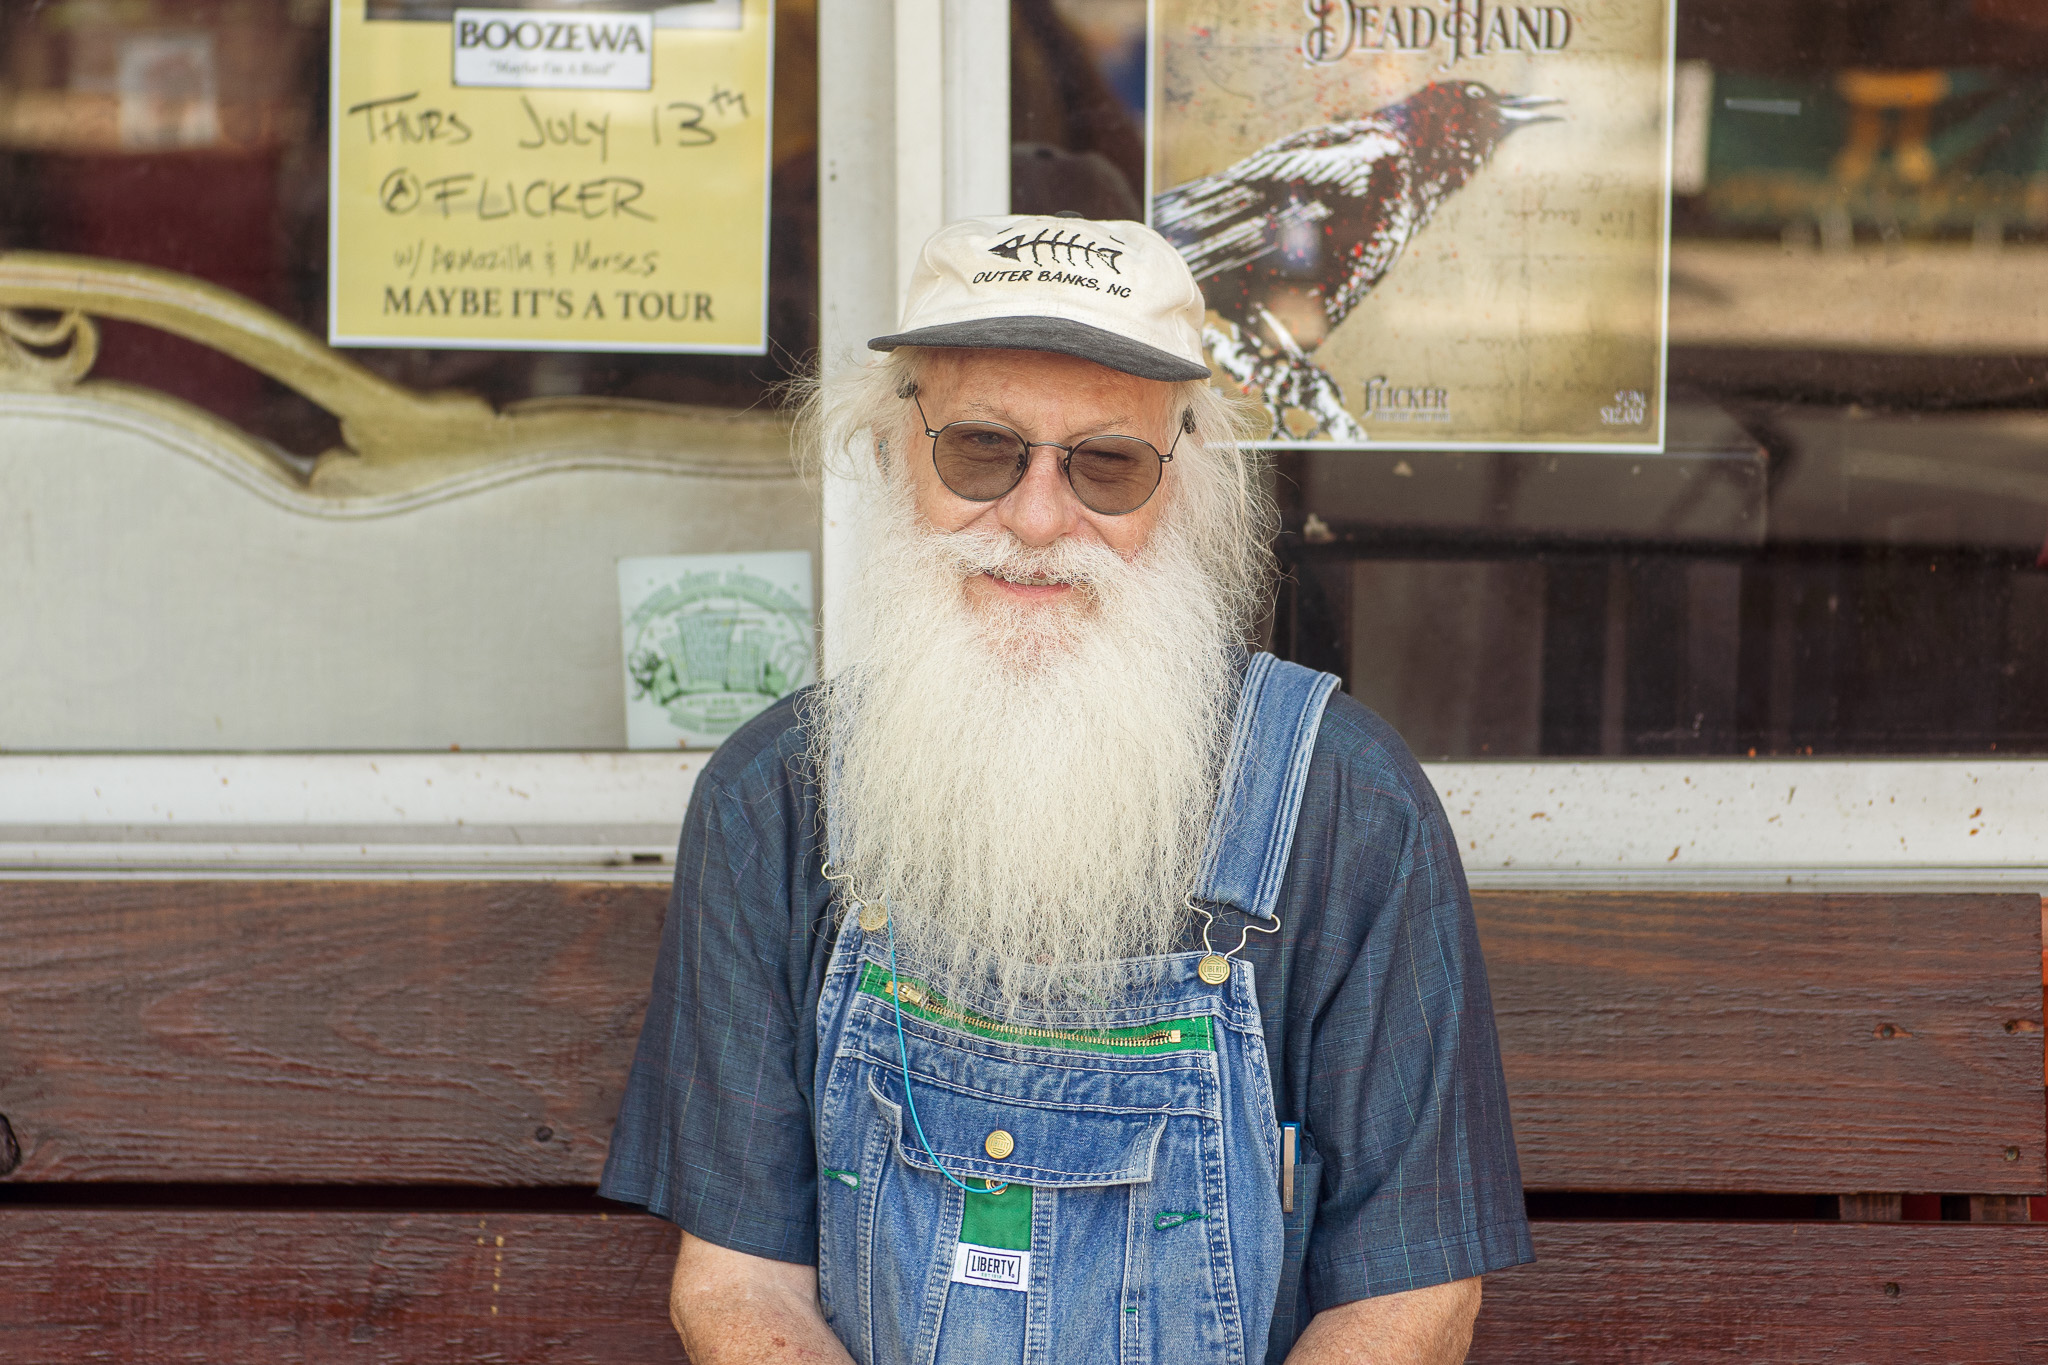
(866, 1066, 1170, 1188)
(850, 974, 1221, 1188)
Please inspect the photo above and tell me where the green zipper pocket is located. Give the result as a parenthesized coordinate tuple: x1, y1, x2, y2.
(858, 962, 1213, 1055)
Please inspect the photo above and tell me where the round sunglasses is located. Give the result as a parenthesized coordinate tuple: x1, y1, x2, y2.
(906, 383, 1192, 517)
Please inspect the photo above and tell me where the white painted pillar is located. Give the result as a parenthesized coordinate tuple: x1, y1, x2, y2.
(817, 0, 1009, 668)
(895, 0, 947, 292)
(941, 0, 1012, 224)
(816, 0, 897, 670)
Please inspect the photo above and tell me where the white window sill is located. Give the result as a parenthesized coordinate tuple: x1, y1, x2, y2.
(0, 753, 701, 880)
(0, 753, 2042, 890)
(1433, 758, 2048, 892)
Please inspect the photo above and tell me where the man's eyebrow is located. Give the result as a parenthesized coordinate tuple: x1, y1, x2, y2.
(957, 400, 1142, 432)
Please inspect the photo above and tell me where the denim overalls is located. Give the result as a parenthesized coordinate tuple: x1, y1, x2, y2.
(814, 654, 1339, 1365)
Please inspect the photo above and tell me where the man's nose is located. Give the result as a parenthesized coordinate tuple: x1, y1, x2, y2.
(995, 445, 1084, 546)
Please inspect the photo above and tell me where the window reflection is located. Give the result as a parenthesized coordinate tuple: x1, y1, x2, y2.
(1017, 0, 2048, 755)
(0, 0, 818, 752)
(1012, 0, 1145, 219)
(0, 0, 817, 456)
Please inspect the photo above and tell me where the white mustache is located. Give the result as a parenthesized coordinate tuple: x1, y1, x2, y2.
(935, 524, 1127, 590)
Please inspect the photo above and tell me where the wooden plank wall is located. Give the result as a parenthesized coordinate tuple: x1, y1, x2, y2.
(0, 1210, 682, 1364)
(0, 880, 665, 1184)
(3, 1215, 2046, 1363)
(2, 881, 2043, 1361)
(1473, 1223, 2048, 1363)
(7, 884, 2038, 1195)
(1476, 891, 2046, 1192)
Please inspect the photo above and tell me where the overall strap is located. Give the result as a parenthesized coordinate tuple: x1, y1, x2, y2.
(1191, 653, 1341, 921)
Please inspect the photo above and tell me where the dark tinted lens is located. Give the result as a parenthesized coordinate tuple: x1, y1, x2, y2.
(1068, 437, 1163, 514)
(932, 422, 1028, 501)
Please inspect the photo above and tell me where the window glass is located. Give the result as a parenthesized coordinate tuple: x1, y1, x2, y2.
(1, 0, 818, 445)
(0, 0, 819, 752)
(1017, 0, 2048, 757)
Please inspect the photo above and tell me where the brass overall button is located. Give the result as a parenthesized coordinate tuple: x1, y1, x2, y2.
(983, 1129, 1015, 1160)
(1197, 954, 1230, 985)
(858, 902, 889, 932)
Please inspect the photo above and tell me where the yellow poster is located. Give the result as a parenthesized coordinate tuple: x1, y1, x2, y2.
(329, 0, 772, 352)
(1152, 0, 1672, 451)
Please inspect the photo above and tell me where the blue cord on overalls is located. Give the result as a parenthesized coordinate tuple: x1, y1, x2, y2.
(884, 911, 980, 1196)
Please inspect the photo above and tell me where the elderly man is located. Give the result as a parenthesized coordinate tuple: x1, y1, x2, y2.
(600, 214, 1532, 1364)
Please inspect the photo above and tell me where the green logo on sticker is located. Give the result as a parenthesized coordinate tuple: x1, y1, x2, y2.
(624, 568, 813, 739)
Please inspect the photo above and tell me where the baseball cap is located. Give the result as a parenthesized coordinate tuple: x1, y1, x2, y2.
(869, 213, 1212, 383)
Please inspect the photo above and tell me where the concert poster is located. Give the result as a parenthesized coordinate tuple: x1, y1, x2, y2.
(1150, 0, 1674, 451)
(329, 0, 772, 352)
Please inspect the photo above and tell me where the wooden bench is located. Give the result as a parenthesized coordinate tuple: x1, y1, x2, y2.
(0, 881, 683, 1362)
(1470, 891, 2048, 1361)
(2, 882, 2042, 1360)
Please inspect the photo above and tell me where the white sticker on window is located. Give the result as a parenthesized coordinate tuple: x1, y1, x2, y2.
(949, 1241, 1031, 1292)
(450, 9, 654, 92)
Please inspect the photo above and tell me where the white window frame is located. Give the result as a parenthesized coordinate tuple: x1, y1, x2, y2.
(5, 754, 2043, 891)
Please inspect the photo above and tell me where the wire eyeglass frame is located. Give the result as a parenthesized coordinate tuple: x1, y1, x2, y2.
(903, 380, 1194, 517)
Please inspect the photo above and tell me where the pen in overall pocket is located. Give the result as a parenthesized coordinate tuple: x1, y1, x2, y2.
(1281, 1122, 1297, 1214)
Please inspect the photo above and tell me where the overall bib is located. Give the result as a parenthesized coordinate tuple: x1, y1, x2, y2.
(814, 654, 1339, 1365)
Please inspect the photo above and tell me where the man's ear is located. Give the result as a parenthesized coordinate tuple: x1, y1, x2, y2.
(884, 375, 919, 470)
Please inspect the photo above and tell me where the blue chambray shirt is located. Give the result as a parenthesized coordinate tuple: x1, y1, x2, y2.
(599, 686, 1533, 1353)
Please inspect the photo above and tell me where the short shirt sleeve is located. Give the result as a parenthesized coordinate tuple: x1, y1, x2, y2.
(598, 700, 829, 1264)
(1266, 696, 1534, 1313)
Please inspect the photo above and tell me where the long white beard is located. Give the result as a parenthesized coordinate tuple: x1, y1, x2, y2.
(812, 484, 1239, 1012)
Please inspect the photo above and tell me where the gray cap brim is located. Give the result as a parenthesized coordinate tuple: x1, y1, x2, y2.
(868, 316, 1210, 383)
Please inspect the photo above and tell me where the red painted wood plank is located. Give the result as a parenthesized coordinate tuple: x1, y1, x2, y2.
(5, 884, 2043, 1196)
(0, 1209, 683, 1363)
(6, 1213, 2048, 1363)
(0, 880, 667, 1184)
(1476, 892, 2046, 1192)
(1475, 1221, 2048, 1363)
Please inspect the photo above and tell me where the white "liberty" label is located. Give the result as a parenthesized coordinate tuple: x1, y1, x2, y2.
(949, 1241, 1031, 1292)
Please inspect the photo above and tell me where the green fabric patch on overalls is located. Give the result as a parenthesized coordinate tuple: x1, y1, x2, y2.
(857, 963, 1214, 1055)
(959, 1178, 1033, 1252)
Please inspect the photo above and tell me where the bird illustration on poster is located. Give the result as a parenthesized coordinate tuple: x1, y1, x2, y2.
(1155, 81, 1560, 441)
(1149, 0, 1673, 452)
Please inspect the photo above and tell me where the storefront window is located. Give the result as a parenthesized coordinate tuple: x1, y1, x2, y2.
(1, 0, 818, 442)
(1019, 0, 2048, 757)
(0, 0, 819, 752)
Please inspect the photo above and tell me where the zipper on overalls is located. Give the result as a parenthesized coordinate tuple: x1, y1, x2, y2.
(885, 979, 1184, 1049)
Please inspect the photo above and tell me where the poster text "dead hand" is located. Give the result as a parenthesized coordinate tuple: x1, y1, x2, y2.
(1304, 1, 1576, 65)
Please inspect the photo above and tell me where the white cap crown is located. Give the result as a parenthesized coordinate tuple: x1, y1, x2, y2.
(870, 214, 1211, 382)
